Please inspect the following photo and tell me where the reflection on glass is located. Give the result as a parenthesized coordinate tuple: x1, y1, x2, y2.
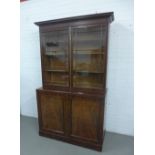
(44, 72, 69, 86)
(73, 72, 103, 89)
(72, 26, 106, 89)
(42, 30, 69, 87)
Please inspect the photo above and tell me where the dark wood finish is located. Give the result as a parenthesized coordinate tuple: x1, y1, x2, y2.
(35, 12, 114, 151)
(20, 0, 28, 2)
(37, 90, 66, 134)
(35, 12, 114, 26)
(71, 95, 103, 143)
(37, 88, 105, 151)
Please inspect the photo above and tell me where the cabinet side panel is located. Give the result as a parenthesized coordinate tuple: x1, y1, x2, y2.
(103, 22, 109, 90)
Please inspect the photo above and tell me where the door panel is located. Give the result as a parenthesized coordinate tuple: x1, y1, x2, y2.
(41, 29, 70, 88)
(71, 95, 102, 142)
(39, 92, 66, 134)
(71, 25, 106, 91)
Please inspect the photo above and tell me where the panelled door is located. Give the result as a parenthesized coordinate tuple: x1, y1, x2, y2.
(37, 90, 68, 135)
(70, 94, 104, 143)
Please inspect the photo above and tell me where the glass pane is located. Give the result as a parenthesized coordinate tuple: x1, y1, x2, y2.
(72, 26, 106, 89)
(42, 29, 69, 87)
(73, 72, 103, 89)
(44, 71, 69, 87)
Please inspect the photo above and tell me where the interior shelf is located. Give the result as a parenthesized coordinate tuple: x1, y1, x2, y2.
(45, 50, 104, 56)
(45, 51, 67, 56)
(73, 49, 104, 55)
(45, 70, 103, 74)
(73, 83, 102, 89)
(44, 69, 68, 72)
(74, 70, 104, 74)
(44, 82, 68, 86)
(73, 52, 104, 55)
(73, 38, 102, 42)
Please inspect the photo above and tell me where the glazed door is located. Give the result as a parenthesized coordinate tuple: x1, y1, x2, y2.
(38, 91, 68, 135)
(71, 25, 107, 92)
(41, 28, 70, 90)
(70, 94, 104, 143)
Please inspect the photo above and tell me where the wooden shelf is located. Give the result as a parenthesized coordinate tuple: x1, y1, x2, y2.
(73, 49, 104, 54)
(73, 38, 102, 42)
(44, 82, 68, 86)
(74, 70, 104, 74)
(73, 51, 104, 55)
(45, 69, 68, 72)
(45, 69, 103, 74)
(45, 50, 104, 56)
(73, 83, 102, 89)
(45, 51, 67, 56)
(45, 40, 68, 44)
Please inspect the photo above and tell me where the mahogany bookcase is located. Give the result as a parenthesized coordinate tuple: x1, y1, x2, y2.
(35, 12, 114, 151)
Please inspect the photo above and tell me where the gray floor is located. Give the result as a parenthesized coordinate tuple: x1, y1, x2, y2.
(20, 116, 134, 155)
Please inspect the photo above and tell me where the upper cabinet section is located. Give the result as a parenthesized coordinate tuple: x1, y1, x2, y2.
(35, 12, 114, 93)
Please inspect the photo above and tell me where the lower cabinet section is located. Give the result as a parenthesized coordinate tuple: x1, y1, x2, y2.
(36, 88, 105, 151)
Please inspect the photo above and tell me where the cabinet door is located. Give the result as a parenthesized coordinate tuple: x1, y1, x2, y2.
(70, 94, 104, 143)
(41, 29, 69, 89)
(37, 91, 67, 135)
(71, 25, 107, 92)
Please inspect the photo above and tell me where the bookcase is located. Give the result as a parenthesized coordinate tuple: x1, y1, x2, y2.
(35, 12, 114, 151)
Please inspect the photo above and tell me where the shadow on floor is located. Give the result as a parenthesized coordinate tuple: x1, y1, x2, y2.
(20, 116, 134, 155)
